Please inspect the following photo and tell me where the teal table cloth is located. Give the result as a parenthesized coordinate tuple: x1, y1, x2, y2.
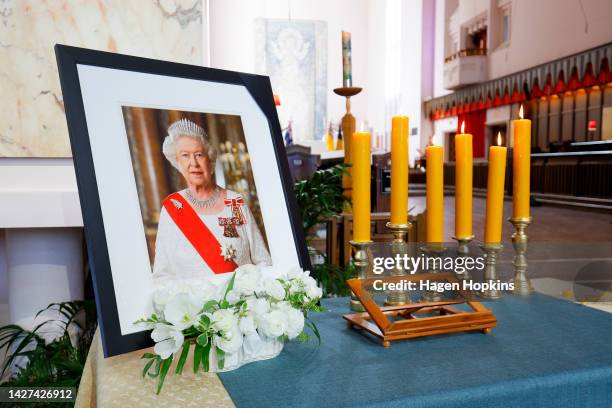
(219, 295, 612, 407)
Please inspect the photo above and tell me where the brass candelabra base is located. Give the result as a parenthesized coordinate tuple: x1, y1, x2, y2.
(420, 244, 447, 302)
(384, 222, 413, 306)
(349, 240, 372, 311)
(452, 235, 474, 280)
(479, 243, 503, 299)
(509, 217, 533, 296)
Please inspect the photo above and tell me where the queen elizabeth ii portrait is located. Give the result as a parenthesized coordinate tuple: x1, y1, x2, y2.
(152, 118, 272, 281)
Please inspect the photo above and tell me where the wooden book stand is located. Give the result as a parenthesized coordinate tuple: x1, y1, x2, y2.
(343, 273, 497, 347)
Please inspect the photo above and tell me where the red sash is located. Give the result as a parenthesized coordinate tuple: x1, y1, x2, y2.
(162, 192, 237, 274)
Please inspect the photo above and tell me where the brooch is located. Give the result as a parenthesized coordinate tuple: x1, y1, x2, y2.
(170, 198, 183, 209)
(219, 217, 241, 238)
(220, 243, 237, 261)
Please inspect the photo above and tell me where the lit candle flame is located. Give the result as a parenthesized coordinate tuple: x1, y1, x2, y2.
(519, 104, 524, 119)
(497, 131, 502, 146)
(460, 121, 465, 134)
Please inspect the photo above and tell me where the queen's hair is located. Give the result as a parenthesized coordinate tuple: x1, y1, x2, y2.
(162, 118, 217, 172)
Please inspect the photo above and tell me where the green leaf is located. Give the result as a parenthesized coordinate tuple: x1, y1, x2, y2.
(142, 358, 155, 378)
(306, 319, 321, 347)
(216, 346, 225, 370)
(193, 344, 203, 374)
(148, 356, 162, 378)
(141, 352, 157, 359)
(223, 272, 237, 301)
(201, 300, 218, 313)
(175, 341, 190, 375)
(156, 355, 173, 395)
(195, 314, 211, 332)
(196, 334, 209, 347)
(202, 342, 212, 372)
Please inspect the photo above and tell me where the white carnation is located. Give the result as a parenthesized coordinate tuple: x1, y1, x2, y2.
(305, 277, 323, 300)
(273, 300, 292, 312)
(260, 309, 288, 339)
(289, 279, 305, 295)
(263, 279, 285, 301)
(234, 264, 262, 295)
(212, 309, 238, 334)
(238, 314, 257, 335)
(246, 297, 270, 325)
(214, 325, 243, 353)
(285, 308, 305, 339)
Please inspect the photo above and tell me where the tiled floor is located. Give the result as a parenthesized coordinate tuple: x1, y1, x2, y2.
(409, 196, 612, 307)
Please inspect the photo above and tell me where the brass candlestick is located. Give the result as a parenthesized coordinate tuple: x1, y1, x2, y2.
(334, 86, 362, 210)
(452, 235, 474, 280)
(509, 217, 533, 296)
(420, 244, 447, 302)
(349, 240, 372, 311)
(479, 243, 503, 299)
(384, 222, 413, 306)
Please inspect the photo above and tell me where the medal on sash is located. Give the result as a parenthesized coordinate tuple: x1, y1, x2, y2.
(219, 196, 246, 237)
(219, 216, 241, 238)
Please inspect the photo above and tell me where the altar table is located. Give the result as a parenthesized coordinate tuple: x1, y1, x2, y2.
(218, 294, 612, 407)
(77, 294, 612, 407)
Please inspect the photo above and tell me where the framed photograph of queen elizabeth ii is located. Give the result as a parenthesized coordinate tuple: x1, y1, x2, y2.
(55, 45, 310, 357)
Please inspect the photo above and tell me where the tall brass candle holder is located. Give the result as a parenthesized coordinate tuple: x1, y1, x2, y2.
(334, 86, 362, 209)
(509, 217, 533, 296)
(349, 240, 372, 311)
(479, 243, 503, 299)
(420, 244, 447, 302)
(452, 235, 474, 280)
(384, 222, 413, 306)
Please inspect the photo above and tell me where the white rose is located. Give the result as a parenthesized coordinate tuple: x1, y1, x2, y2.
(285, 308, 305, 339)
(164, 293, 204, 330)
(260, 309, 287, 339)
(234, 264, 262, 295)
(214, 325, 243, 353)
(212, 309, 238, 334)
(151, 324, 184, 359)
(263, 279, 285, 301)
(239, 314, 257, 335)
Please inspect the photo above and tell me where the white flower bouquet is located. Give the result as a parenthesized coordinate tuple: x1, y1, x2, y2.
(135, 264, 323, 394)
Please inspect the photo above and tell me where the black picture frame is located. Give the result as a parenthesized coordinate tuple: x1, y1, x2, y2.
(55, 44, 311, 357)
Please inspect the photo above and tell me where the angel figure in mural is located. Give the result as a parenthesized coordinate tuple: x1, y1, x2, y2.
(270, 26, 312, 142)
(152, 119, 271, 281)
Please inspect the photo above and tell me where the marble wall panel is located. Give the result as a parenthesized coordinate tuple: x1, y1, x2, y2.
(0, 0, 203, 157)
